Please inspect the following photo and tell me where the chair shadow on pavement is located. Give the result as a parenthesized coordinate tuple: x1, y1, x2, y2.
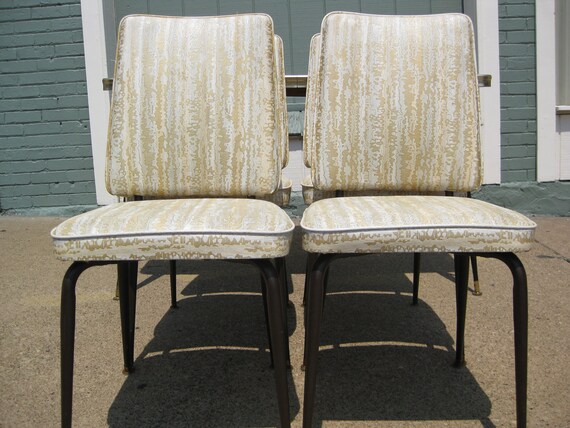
(305, 253, 493, 427)
(108, 259, 300, 427)
(107, 242, 493, 427)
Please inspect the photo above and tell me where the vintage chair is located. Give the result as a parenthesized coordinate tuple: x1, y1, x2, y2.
(300, 33, 481, 307)
(301, 12, 536, 428)
(51, 14, 293, 428)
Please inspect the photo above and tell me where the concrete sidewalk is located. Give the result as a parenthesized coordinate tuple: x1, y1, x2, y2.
(0, 215, 569, 427)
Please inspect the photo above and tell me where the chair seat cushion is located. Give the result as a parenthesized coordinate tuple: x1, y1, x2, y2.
(52, 199, 294, 261)
(301, 196, 536, 253)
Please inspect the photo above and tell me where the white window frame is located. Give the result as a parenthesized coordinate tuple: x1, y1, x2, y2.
(81, 0, 502, 204)
(536, 0, 559, 182)
(80, 0, 117, 204)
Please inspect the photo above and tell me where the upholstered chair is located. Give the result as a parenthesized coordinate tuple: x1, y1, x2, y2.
(51, 14, 293, 428)
(301, 12, 536, 428)
(300, 32, 482, 307)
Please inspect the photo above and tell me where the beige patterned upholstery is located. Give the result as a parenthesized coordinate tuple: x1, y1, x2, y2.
(301, 12, 535, 253)
(300, 34, 327, 206)
(106, 14, 280, 198)
(261, 176, 292, 207)
(310, 13, 481, 193)
(52, 199, 294, 261)
(300, 174, 443, 205)
(303, 33, 321, 169)
(302, 196, 536, 254)
(301, 175, 332, 205)
(55, 15, 292, 428)
(270, 35, 291, 207)
(52, 14, 293, 262)
(300, 30, 445, 206)
(274, 35, 289, 169)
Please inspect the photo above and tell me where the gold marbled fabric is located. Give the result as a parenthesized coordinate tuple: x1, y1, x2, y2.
(301, 175, 333, 205)
(303, 33, 321, 168)
(300, 175, 445, 205)
(260, 177, 292, 207)
(54, 14, 294, 262)
(106, 14, 280, 198)
(311, 12, 481, 192)
(274, 35, 289, 169)
(302, 196, 536, 254)
(52, 199, 294, 261)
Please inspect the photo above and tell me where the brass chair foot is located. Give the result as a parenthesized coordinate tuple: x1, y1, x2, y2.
(472, 280, 482, 296)
(122, 366, 134, 375)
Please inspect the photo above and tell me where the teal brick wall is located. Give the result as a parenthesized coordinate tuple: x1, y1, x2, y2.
(499, 0, 537, 182)
(0, 0, 96, 212)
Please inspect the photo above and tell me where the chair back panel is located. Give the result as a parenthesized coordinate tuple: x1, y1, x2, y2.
(312, 12, 481, 192)
(303, 33, 322, 169)
(106, 14, 280, 198)
(274, 35, 289, 169)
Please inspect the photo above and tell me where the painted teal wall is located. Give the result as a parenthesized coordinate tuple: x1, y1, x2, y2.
(0, 0, 96, 212)
(1, 0, 567, 215)
(110, 0, 463, 76)
(499, 0, 537, 182)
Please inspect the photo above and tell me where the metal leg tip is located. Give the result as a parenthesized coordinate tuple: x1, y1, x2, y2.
(472, 280, 482, 296)
(453, 359, 466, 369)
(122, 366, 134, 375)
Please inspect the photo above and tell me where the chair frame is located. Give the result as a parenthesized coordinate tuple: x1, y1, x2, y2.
(61, 258, 291, 428)
(302, 251, 527, 427)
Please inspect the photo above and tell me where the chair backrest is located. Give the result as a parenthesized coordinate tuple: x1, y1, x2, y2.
(106, 14, 280, 198)
(274, 35, 289, 169)
(303, 33, 322, 169)
(311, 12, 482, 193)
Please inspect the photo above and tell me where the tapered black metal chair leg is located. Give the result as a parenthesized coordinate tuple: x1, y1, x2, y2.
(260, 273, 274, 368)
(118, 261, 138, 373)
(511, 255, 528, 428)
(412, 253, 421, 305)
(275, 258, 292, 367)
(303, 254, 334, 428)
(303, 252, 318, 307)
(256, 260, 291, 428)
(486, 252, 528, 428)
(169, 260, 178, 308)
(454, 253, 469, 368)
(276, 257, 291, 308)
(61, 261, 103, 428)
(470, 255, 482, 296)
(303, 259, 331, 370)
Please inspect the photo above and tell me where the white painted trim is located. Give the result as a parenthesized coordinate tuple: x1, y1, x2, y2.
(465, 0, 502, 184)
(80, 0, 117, 205)
(536, 0, 559, 182)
